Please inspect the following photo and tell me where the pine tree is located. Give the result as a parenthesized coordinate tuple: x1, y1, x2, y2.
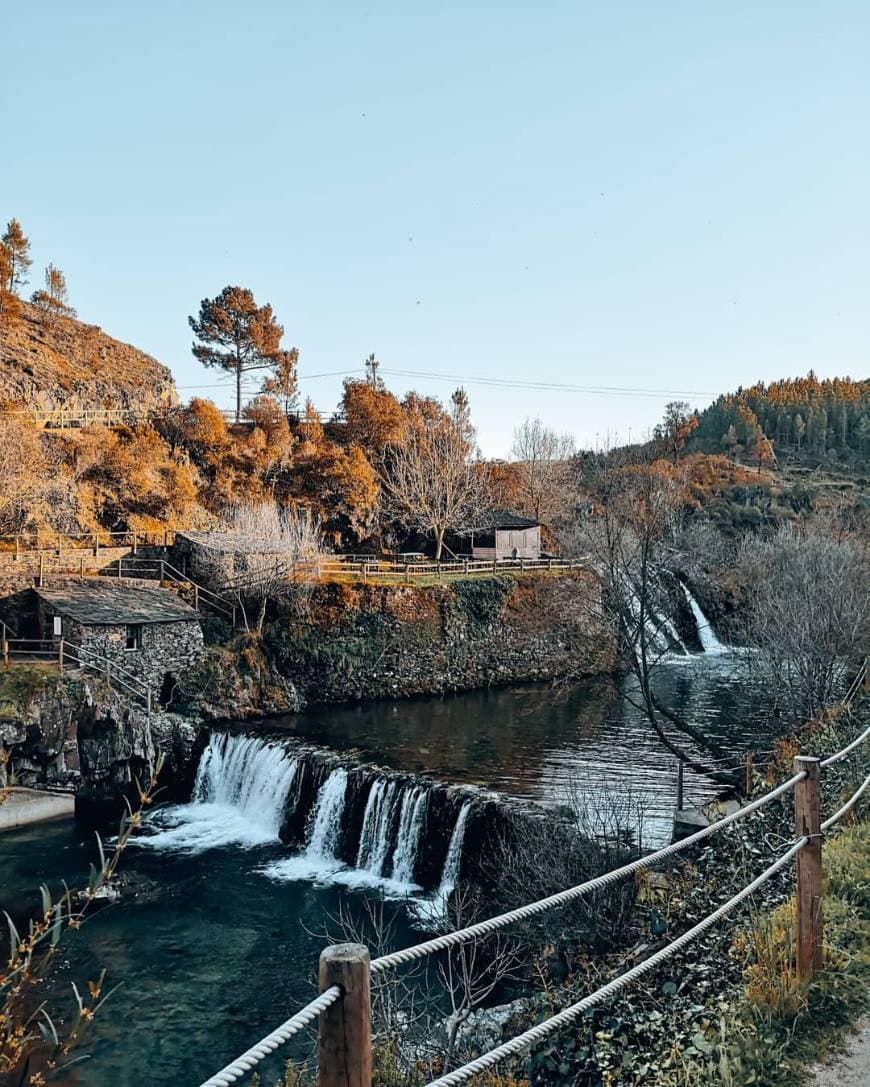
(189, 286, 285, 422)
(31, 264, 76, 324)
(2, 219, 32, 293)
(260, 347, 300, 417)
(0, 244, 21, 327)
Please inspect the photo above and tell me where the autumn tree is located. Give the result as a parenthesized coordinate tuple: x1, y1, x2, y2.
(284, 402, 380, 543)
(31, 264, 76, 324)
(341, 377, 406, 458)
(379, 392, 488, 560)
(655, 401, 698, 464)
(1, 219, 31, 294)
(0, 246, 21, 327)
(260, 347, 300, 417)
(510, 416, 576, 524)
(189, 286, 285, 422)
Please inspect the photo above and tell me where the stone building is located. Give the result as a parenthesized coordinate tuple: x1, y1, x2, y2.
(35, 582, 204, 695)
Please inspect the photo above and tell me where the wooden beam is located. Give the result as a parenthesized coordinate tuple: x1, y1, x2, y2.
(318, 943, 371, 1087)
(794, 755, 823, 979)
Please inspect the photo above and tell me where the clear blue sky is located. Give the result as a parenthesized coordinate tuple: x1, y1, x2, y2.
(3, 1, 867, 455)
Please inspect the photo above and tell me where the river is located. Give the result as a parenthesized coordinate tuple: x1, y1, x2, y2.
(0, 644, 779, 1087)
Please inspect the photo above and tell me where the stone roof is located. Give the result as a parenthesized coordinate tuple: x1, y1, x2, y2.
(177, 529, 286, 555)
(36, 583, 199, 625)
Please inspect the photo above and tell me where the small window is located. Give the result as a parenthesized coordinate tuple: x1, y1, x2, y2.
(125, 624, 143, 651)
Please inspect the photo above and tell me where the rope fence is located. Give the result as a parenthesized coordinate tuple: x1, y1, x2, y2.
(198, 703, 869, 1087)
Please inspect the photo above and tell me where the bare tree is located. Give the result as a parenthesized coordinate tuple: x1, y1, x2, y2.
(198, 502, 326, 633)
(736, 525, 869, 723)
(510, 416, 576, 524)
(379, 402, 488, 560)
(561, 447, 733, 778)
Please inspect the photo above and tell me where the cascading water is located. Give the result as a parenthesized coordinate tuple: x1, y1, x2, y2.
(306, 769, 349, 858)
(391, 787, 428, 886)
(142, 733, 300, 853)
(356, 779, 400, 874)
(416, 800, 473, 924)
(682, 586, 728, 654)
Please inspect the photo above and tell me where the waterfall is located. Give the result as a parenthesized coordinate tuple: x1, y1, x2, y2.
(416, 800, 473, 924)
(142, 732, 300, 853)
(306, 769, 349, 858)
(682, 586, 728, 654)
(356, 779, 400, 875)
(391, 787, 428, 886)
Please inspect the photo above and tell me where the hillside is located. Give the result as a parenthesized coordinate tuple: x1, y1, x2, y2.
(0, 301, 177, 413)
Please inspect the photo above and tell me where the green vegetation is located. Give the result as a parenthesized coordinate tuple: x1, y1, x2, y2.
(0, 664, 60, 720)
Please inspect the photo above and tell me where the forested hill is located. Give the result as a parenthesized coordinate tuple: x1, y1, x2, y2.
(687, 375, 870, 469)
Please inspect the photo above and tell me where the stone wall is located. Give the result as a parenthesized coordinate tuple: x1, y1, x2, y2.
(54, 617, 205, 694)
(255, 570, 615, 707)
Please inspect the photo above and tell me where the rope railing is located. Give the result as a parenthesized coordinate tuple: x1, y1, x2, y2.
(422, 838, 808, 1087)
(370, 770, 806, 975)
(821, 771, 870, 832)
(200, 715, 870, 1087)
(198, 986, 342, 1087)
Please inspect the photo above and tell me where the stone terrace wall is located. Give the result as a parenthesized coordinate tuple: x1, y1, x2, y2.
(260, 570, 615, 706)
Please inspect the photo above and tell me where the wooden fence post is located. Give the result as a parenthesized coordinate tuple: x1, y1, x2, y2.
(676, 759, 684, 811)
(38, 553, 44, 586)
(80, 555, 85, 579)
(318, 943, 371, 1087)
(744, 753, 753, 798)
(794, 755, 823, 979)
(193, 584, 200, 611)
(2, 638, 8, 669)
(58, 639, 64, 673)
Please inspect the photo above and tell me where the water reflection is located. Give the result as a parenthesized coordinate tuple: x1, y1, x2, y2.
(265, 652, 777, 847)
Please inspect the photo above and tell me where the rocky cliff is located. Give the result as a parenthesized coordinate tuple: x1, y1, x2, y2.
(0, 302, 177, 413)
(188, 570, 616, 718)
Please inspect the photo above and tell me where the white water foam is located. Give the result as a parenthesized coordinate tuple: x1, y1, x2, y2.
(141, 733, 300, 853)
(682, 586, 728, 654)
(415, 800, 473, 925)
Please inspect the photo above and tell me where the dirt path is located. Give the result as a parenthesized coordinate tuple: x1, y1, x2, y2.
(808, 1020, 869, 1087)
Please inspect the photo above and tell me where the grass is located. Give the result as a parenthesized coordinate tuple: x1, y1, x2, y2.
(0, 664, 61, 719)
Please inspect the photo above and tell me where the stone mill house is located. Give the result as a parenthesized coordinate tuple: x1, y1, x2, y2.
(35, 582, 204, 703)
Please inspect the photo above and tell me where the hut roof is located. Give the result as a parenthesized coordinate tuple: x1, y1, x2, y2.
(36, 583, 198, 626)
(462, 509, 540, 532)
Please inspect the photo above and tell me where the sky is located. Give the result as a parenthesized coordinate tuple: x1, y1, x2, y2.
(2, 1, 868, 456)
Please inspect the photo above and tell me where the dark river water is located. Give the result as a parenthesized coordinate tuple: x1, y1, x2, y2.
(0, 650, 777, 1087)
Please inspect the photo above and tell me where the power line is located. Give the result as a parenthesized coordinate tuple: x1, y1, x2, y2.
(380, 368, 714, 400)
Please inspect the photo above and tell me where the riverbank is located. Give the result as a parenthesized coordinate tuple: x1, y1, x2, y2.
(479, 699, 870, 1087)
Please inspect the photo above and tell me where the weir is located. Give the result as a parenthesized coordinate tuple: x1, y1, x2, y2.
(146, 731, 488, 908)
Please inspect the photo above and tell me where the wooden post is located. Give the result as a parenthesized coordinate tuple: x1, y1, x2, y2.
(160, 559, 165, 584)
(118, 559, 123, 579)
(318, 943, 371, 1087)
(14, 536, 19, 562)
(744, 753, 753, 798)
(794, 756, 823, 979)
(2, 638, 8, 669)
(58, 639, 64, 673)
(39, 553, 44, 586)
(193, 584, 199, 611)
(493, 558, 497, 574)
(676, 759, 684, 811)
(80, 555, 85, 578)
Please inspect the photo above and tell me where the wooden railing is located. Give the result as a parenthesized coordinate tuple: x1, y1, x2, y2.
(0, 636, 152, 712)
(0, 407, 156, 429)
(100, 558, 237, 622)
(319, 555, 589, 582)
(0, 529, 176, 556)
